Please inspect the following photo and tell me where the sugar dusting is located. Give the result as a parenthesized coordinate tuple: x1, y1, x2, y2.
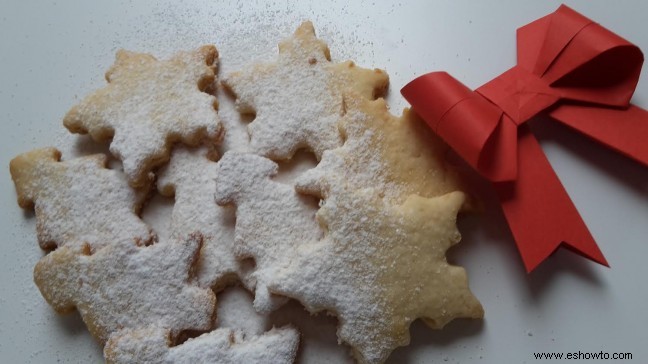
(9, 147, 154, 251)
(222, 22, 344, 159)
(271, 188, 481, 364)
(33, 235, 216, 345)
(296, 99, 465, 207)
(43, 14, 365, 361)
(105, 325, 299, 364)
(102, 1, 377, 75)
(157, 146, 242, 291)
(11, 2, 407, 363)
(62, 46, 223, 186)
(213, 152, 322, 314)
(222, 21, 388, 161)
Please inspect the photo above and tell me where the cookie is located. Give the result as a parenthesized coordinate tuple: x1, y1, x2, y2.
(296, 97, 466, 205)
(223, 21, 388, 160)
(104, 326, 299, 364)
(33, 233, 216, 344)
(9, 147, 153, 250)
(213, 151, 321, 314)
(157, 146, 242, 291)
(63, 46, 223, 187)
(270, 188, 483, 364)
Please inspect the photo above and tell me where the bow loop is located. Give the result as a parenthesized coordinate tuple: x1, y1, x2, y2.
(401, 72, 518, 182)
(519, 4, 644, 106)
(550, 43, 643, 106)
(520, 4, 593, 76)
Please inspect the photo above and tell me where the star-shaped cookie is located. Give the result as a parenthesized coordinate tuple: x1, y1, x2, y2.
(223, 22, 388, 160)
(63, 46, 223, 187)
(270, 188, 483, 364)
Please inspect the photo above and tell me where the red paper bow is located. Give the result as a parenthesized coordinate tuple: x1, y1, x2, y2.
(401, 4, 648, 272)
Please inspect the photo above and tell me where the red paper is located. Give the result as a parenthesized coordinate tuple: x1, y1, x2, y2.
(401, 4, 648, 272)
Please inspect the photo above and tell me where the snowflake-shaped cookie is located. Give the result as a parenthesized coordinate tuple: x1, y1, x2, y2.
(223, 22, 388, 160)
(9, 147, 153, 250)
(213, 151, 321, 313)
(157, 146, 241, 291)
(63, 46, 223, 187)
(270, 188, 483, 364)
(33, 234, 216, 344)
(104, 326, 299, 364)
(296, 97, 465, 205)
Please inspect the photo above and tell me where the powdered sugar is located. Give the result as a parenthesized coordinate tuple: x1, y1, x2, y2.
(9, 147, 153, 251)
(8, 14, 480, 364)
(297, 98, 465, 205)
(216, 287, 271, 335)
(33, 234, 216, 344)
(223, 22, 388, 160)
(157, 146, 242, 290)
(271, 188, 482, 364)
(63, 46, 223, 186)
(105, 326, 299, 364)
(213, 152, 321, 314)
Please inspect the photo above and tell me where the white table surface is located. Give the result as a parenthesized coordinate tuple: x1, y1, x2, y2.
(1, 1, 647, 363)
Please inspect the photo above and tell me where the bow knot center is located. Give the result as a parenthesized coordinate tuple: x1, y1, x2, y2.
(477, 66, 560, 125)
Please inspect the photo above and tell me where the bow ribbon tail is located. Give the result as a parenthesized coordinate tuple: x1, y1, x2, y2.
(496, 124, 608, 272)
(550, 104, 648, 166)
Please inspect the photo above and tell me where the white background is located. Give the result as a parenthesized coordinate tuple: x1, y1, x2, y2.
(1, 1, 647, 363)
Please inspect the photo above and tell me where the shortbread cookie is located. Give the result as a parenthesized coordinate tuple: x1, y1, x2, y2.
(33, 234, 216, 344)
(9, 147, 153, 250)
(297, 97, 466, 205)
(63, 46, 223, 187)
(104, 326, 299, 364)
(213, 152, 321, 314)
(223, 22, 388, 160)
(270, 188, 483, 364)
(157, 146, 241, 291)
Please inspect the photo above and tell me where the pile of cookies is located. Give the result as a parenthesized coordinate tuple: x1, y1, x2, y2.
(9, 22, 482, 364)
